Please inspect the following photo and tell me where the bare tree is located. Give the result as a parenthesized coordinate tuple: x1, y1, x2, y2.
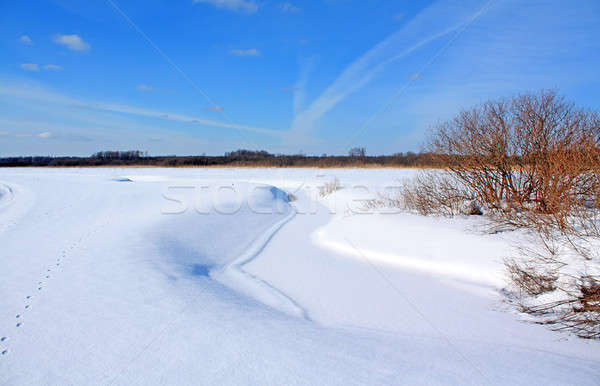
(348, 147, 366, 157)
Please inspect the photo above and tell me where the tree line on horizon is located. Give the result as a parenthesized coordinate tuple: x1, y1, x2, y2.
(0, 148, 440, 168)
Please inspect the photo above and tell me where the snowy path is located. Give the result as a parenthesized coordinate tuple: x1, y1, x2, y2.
(0, 168, 599, 385)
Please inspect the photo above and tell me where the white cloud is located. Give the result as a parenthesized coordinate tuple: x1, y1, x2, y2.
(204, 105, 224, 111)
(193, 0, 258, 14)
(2, 131, 52, 139)
(136, 84, 153, 91)
(20, 63, 40, 72)
(279, 2, 301, 13)
(19, 35, 33, 45)
(228, 48, 260, 56)
(44, 64, 63, 71)
(0, 82, 281, 138)
(52, 34, 90, 51)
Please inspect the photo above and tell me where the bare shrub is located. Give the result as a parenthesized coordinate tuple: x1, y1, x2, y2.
(415, 90, 600, 339)
(400, 171, 476, 216)
(363, 171, 482, 216)
(319, 178, 341, 197)
(520, 275, 600, 340)
(424, 90, 600, 241)
(505, 258, 558, 296)
(427, 89, 599, 230)
(362, 190, 403, 212)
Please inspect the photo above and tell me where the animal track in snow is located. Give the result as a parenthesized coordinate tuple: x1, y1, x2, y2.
(16, 322, 21, 327)
(1, 337, 6, 342)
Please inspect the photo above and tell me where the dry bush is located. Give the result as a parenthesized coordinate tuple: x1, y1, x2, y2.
(562, 278, 600, 339)
(503, 223, 600, 339)
(400, 171, 480, 216)
(416, 90, 600, 339)
(319, 178, 341, 197)
(363, 171, 482, 216)
(428, 89, 600, 230)
(424, 90, 600, 240)
(520, 275, 600, 339)
(505, 258, 558, 296)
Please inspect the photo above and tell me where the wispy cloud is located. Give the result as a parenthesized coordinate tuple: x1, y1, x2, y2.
(22, 63, 64, 71)
(228, 48, 260, 56)
(0, 118, 104, 144)
(288, 0, 484, 138)
(19, 35, 33, 45)
(204, 105, 224, 112)
(279, 2, 301, 13)
(389, 0, 600, 144)
(193, 0, 258, 14)
(20, 63, 39, 72)
(136, 84, 153, 92)
(43, 64, 63, 71)
(52, 34, 90, 51)
(3, 131, 52, 139)
(0, 82, 281, 138)
(292, 57, 315, 116)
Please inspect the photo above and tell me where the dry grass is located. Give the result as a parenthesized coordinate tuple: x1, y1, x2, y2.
(29, 164, 439, 169)
(319, 178, 341, 197)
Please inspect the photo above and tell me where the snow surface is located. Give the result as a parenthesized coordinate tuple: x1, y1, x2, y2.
(0, 168, 599, 385)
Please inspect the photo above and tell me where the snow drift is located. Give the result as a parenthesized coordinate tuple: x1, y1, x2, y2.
(0, 168, 598, 385)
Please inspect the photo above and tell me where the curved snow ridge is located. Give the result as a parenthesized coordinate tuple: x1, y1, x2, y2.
(313, 228, 505, 288)
(211, 196, 307, 319)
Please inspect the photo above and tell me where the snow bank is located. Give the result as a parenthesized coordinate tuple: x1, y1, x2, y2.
(0, 168, 598, 385)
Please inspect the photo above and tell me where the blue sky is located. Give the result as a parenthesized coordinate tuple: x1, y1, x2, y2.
(1, 0, 599, 156)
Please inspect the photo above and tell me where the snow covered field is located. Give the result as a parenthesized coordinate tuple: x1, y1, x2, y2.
(0, 168, 598, 385)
